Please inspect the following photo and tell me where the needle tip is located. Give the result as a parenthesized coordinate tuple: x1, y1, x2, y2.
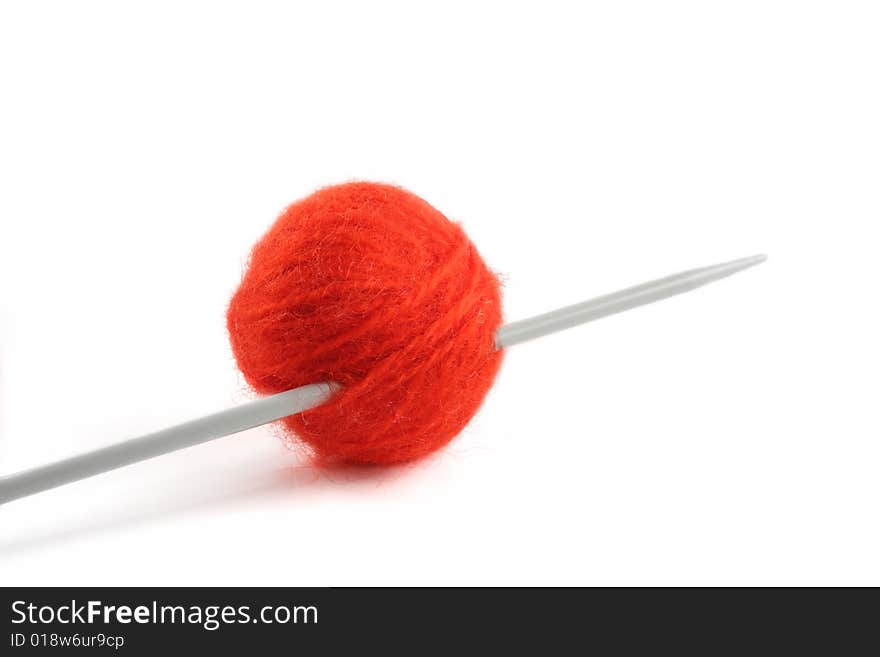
(691, 253, 768, 286)
(723, 253, 768, 269)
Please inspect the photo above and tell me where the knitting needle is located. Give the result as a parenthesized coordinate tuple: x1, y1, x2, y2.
(0, 383, 339, 504)
(495, 254, 767, 348)
(0, 254, 766, 504)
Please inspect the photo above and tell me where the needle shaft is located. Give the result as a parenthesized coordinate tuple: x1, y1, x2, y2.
(0, 254, 766, 504)
(0, 383, 336, 504)
(496, 254, 766, 348)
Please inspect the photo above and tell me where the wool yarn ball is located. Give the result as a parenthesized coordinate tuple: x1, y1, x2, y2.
(227, 182, 504, 465)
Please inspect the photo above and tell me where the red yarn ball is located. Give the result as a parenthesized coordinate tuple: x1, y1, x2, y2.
(227, 182, 504, 465)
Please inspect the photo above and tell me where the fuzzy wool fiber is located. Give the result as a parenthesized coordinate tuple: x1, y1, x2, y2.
(227, 182, 503, 464)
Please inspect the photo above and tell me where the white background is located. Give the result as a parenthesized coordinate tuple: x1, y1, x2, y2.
(0, 1, 878, 586)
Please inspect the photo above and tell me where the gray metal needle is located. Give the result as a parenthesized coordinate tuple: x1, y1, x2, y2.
(0, 254, 766, 504)
(0, 383, 338, 504)
(495, 254, 767, 348)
